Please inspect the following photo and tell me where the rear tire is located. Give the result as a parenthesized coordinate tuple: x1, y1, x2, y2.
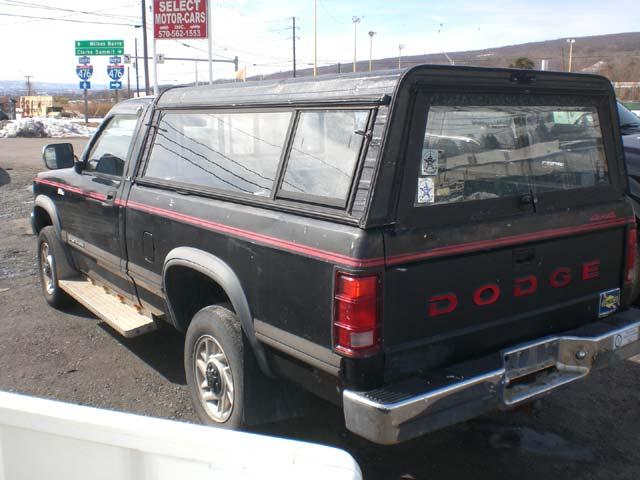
(184, 304, 259, 429)
(37, 226, 74, 309)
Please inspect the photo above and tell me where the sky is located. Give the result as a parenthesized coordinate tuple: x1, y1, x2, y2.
(0, 0, 639, 88)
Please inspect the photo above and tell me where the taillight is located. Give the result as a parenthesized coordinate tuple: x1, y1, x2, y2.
(333, 272, 381, 357)
(625, 224, 637, 284)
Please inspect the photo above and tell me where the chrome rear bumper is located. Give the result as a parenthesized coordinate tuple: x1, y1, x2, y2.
(343, 309, 640, 445)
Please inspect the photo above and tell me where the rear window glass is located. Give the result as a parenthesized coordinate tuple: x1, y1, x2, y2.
(280, 110, 369, 204)
(415, 101, 609, 206)
(144, 111, 291, 196)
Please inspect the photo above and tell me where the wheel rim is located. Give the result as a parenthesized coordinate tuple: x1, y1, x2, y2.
(194, 335, 234, 422)
(40, 241, 55, 295)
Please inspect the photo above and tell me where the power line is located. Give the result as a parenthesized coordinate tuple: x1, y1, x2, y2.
(318, 0, 347, 25)
(0, 0, 139, 20)
(0, 1, 137, 26)
(261, 17, 294, 24)
(217, 42, 292, 62)
(171, 40, 237, 61)
(0, 12, 138, 26)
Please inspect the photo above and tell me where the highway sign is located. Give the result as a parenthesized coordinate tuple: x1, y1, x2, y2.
(156, 53, 165, 64)
(75, 40, 124, 56)
(78, 56, 91, 65)
(76, 65, 93, 80)
(107, 65, 125, 81)
(109, 56, 122, 64)
(79, 81, 91, 89)
(153, 0, 208, 39)
(109, 81, 122, 90)
(123, 54, 131, 64)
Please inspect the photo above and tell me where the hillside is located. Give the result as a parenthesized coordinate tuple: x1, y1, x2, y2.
(262, 31, 640, 85)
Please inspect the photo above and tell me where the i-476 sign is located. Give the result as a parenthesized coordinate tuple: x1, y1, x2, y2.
(107, 65, 125, 81)
(76, 65, 93, 80)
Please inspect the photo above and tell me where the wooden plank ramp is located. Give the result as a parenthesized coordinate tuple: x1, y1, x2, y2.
(59, 278, 157, 338)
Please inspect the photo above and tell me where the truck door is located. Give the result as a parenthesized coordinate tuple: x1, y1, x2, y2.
(63, 113, 140, 296)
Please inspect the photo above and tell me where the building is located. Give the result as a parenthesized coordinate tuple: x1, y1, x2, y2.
(19, 95, 54, 117)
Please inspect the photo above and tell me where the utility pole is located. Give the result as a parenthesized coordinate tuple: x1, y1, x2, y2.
(567, 38, 576, 72)
(83, 88, 88, 125)
(352, 16, 360, 73)
(141, 0, 150, 95)
(398, 43, 405, 69)
(24, 75, 33, 96)
(368, 31, 376, 72)
(313, 0, 317, 77)
(292, 16, 297, 78)
(127, 67, 131, 98)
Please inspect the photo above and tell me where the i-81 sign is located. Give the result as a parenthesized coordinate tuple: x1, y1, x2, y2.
(154, 0, 207, 39)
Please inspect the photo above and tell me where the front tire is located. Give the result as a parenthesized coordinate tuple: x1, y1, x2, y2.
(37, 226, 74, 309)
(185, 304, 257, 429)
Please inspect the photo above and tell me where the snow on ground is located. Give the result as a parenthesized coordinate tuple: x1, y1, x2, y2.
(0, 117, 99, 138)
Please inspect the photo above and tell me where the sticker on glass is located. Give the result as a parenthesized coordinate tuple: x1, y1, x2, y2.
(417, 177, 435, 204)
(421, 149, 438, 176)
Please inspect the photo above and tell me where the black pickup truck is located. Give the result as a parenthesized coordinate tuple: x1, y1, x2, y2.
(32, 65, 640, 444)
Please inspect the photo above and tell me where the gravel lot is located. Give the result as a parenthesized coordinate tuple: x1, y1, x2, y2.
(1, 137, 640, 479)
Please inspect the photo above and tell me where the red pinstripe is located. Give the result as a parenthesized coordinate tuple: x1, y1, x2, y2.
(34, 177, 632, 269)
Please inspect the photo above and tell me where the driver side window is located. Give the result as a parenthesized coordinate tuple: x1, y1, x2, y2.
(85, 114, 138, 177)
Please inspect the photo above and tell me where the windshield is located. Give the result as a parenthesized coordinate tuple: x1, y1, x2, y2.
(618, 102, 640, 127)
(416, 98, 609, 206)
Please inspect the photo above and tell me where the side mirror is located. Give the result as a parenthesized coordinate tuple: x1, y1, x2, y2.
(42, 143, 75, 170)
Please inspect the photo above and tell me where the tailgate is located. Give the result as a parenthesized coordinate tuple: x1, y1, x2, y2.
(382, 213, 628, 379)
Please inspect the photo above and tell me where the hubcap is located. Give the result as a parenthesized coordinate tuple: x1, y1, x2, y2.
(194, 335, 234, 422)
(40, 242, 55, 295)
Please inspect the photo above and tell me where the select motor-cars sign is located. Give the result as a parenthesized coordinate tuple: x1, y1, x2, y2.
(153, 0, 207, 39)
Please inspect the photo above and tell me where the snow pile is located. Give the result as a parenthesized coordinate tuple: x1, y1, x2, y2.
(0, 117, 97, 138)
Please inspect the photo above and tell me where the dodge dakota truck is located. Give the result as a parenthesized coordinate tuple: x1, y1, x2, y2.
(32, 65, 640, 444)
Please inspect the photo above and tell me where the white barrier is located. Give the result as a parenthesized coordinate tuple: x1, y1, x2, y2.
(0, 391, 362, 480)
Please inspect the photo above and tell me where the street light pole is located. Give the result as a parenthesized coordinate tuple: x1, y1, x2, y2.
(352, 16, 360, 73)
(398, 43, 405, 69)
(368, 31, 376, 72)
(567, 38, 576, 72)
